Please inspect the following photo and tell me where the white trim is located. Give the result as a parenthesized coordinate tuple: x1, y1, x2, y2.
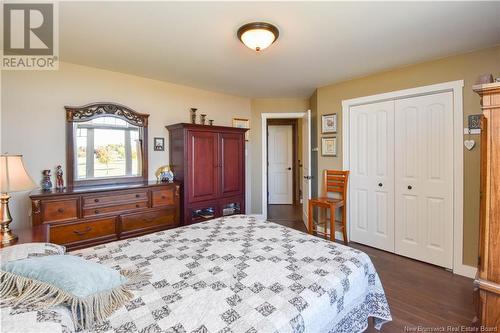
(261, 112, 305, 220)
(341, 80, 475, 278)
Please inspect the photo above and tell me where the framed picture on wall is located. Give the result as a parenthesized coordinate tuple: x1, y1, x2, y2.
(154, 137, 165, 151)
(232, 118, 250, 141)
(322, 113, 337, 133)
(321, 137, 337, 156)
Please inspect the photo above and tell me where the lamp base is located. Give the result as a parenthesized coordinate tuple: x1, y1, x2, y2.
(0, 193, 18, 246)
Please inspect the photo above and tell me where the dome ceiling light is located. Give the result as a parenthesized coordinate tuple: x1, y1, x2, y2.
(237, 22, 279, 52)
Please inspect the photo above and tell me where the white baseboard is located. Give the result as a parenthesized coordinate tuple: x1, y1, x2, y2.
(453, 264, 477, 279)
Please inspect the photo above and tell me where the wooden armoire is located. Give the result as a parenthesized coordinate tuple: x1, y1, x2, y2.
(473, 82, 500, 327)
(166, 123, 247, 225)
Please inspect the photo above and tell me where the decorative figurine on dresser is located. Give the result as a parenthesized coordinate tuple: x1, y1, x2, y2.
(55, 165, 64, 190)
(29, 102, 181, 251)
(41, 169, 52, 191)
(472, 81, 500, 328)
(166, 123, 247, 225)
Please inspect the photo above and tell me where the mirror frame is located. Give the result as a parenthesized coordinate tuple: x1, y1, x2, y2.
(65, 102, 149, 187)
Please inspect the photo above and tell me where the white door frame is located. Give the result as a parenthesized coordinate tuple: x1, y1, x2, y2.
(341, 80, 475, 278)
(261, 112, 306, 220)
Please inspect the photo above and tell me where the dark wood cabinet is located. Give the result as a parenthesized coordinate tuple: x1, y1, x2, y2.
(30, 182, 181, 250)
(167, 123, 247, 225)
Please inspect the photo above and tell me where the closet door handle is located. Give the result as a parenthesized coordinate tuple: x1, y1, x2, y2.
(287, 167, 292, 170)
(378, 183, 383, 187)
(407, 185, 413, 190)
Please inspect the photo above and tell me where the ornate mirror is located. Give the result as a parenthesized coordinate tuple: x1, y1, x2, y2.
(65, 102, 149, 187)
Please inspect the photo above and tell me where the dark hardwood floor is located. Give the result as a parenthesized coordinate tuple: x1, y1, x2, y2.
(267, 204, 476, 332)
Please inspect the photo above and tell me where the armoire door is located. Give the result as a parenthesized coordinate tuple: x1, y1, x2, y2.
(394, 91, 454, 269)
(349, 100, 395, 252)
(219, 132, 244, 198)
(187, 130, 219, 203)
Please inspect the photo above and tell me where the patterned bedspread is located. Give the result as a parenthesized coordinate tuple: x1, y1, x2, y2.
(1, 215, 391, 333)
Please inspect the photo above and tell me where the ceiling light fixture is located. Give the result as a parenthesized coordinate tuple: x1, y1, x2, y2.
(237, 22, 279, 52)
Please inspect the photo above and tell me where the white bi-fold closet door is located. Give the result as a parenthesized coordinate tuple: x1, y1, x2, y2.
(349, 91, 454, 269)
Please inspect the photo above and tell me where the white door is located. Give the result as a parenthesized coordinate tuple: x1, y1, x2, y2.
(349, 101, 395, 252)
(268, 125, 293, 204)
(394, 92, 454, 268)
(302, 110, 312, 224)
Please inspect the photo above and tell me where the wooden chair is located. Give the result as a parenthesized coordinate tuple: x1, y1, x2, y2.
(308, 170, 349, 244)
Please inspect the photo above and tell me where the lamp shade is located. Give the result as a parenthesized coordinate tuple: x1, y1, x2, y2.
(0, 155, 37, 193)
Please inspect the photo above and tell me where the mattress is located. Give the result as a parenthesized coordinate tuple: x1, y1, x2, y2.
(1, 215, 391, 332)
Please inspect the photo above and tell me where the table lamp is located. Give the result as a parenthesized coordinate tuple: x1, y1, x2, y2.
(0, 154, 37, 245)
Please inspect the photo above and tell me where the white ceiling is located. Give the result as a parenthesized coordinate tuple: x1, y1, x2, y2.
(59, 1, 500, 98)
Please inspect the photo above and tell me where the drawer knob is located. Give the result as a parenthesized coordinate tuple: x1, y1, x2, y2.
(94, 198, 99, 203)
(73, 227, 92, 236)
(135, 204, 140, 208)
(143, 218, 154, 223)
(94, 209, 100, 214)
(161, 195, 166, 199)
(57, 208, 64, 213)
(135, 194, 140, 198)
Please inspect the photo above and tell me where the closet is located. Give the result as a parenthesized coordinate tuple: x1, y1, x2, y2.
(166, 123, 247, 225)
(349, 90, 454, 268)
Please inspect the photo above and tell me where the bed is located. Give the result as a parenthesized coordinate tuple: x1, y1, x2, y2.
(1, 215, 391, 333)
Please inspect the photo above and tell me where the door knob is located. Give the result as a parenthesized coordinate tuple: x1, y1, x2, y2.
(408, 185, 413, 190)
(378, 183, 383, 187)
(287, 167, 292, 170)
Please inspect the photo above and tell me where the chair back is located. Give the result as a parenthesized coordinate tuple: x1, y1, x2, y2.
(322, 170, 349, 200)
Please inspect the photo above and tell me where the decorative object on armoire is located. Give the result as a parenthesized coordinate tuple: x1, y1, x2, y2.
(55, 165, 64, 190)
(321, 113, 337, 134)
(475, 74, 494, 85)
(166, 123, 247, 225)
(0, 155, 37, 245)
(472, 82, 500, 328)
(41, 170, 52, 191)
(463, 140, 475, 151)
(209, 120, 214, 126)
(65, 102, 149, 187)
(232, 118, 250, 141)
(321, 137, 337, 156)
(30, 181, 180, 250)
(200, 114, 207, 125)
(190, 108, 197, 124)
(153, 137, 165, 151)
(495, 77, 500, 83)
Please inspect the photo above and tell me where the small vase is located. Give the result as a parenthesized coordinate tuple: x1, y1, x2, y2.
(41, 170, 52, 191)
(200, 114, 207, 125)
(190, 108, 197, 124)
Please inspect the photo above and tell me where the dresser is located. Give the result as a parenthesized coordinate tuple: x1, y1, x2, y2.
(166, 123, 247, 225)
(473, 82, 500, 327)
(30, 182, 180, 250)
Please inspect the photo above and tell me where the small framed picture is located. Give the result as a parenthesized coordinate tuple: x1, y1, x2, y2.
(321, 137, 337, 156)
(322, 113, 337, 134)
(232, 118, 250, 141)
(154, 137, 165, 151)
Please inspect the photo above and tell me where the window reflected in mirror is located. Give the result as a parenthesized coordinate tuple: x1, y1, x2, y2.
(74, 116, 143, 181)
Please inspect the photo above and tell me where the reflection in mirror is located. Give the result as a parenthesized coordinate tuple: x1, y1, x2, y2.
(74, 116, 142, 181)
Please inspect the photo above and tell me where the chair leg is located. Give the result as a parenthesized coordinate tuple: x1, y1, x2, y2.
(342, 204, 348, 245)
(329, 206, 335, 241)
(308, 201, 313, 235)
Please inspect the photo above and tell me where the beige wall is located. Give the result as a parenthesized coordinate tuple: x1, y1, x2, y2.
(1, 62, 251, 230)
(250, 98, 310, 213)
(315, 45, 500, 266)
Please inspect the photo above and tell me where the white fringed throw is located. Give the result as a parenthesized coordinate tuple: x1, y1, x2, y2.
(0, 268, 151, 330)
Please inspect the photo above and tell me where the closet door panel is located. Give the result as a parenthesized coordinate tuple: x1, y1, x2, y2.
(395, 92, 453, 268)
(349, 101, 395, 252)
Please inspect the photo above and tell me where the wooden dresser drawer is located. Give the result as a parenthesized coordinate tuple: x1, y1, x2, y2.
(152, 188, 175, 207)
(83, 191, 148, 207)
(83, 201, 148, 217)
(121, 208, 178, 233)
(49, 217, 116, 245)
(42, 199, 78, 223)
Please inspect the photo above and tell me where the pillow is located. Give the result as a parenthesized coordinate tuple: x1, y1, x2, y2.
(0, 255, 150, 330)
(0, 243, 66, 263)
